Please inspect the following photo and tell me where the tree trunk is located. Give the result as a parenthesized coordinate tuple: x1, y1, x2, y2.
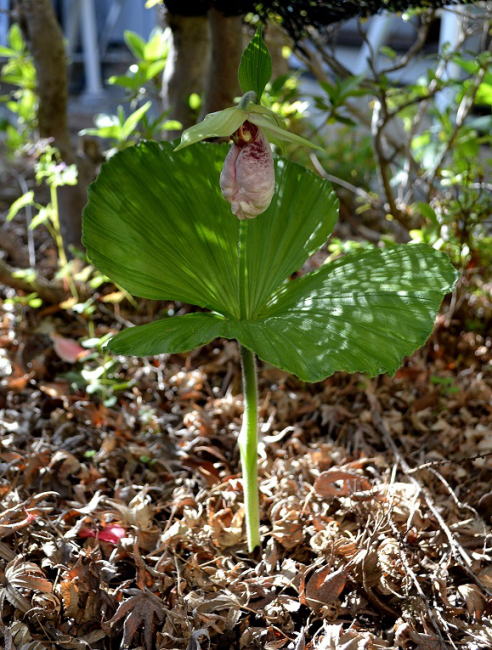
(16, 0, 94, 255)
(201, 9, 242, 116)
(161, 9, 210, 138)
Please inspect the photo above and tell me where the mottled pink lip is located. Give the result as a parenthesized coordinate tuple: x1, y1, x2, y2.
(220, 122, 275, 220)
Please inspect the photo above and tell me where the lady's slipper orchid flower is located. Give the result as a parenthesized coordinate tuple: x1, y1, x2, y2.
(220, 121, 275, 220)
(174, 97, 322, 223)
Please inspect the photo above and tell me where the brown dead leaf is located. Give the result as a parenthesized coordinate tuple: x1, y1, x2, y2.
(106, 489, 153, 529)
(105, 589, 165, 650)
(1, 557, 52, 615)
(30, 591, 61, 620)
(23, 449, 52, 487)
(5, 558, 52, 593)
(352, 548, 381, 588)
(93, 433, 118, 461)
(209, 506, 244, 547)
(409, 629, 444, 650)
(186, 627, 210, 650)
(39, 381, 70, 399)
(411, 390, 439, 412)
(318, 623, 387, 650)
(477, 565, 492, 590)
(0, 510, 39, 539)
(5, 620, 48, 650)
(271, 512, 304, 550)
(6, 366, 34, 391)
(58, 560, 107, 623)
(49, 450, 81, 482)
(303, 565, 347, 610)
(457, 583, 486, 619)
(59, 571, 80, 618)
(314, 469, 372, 498)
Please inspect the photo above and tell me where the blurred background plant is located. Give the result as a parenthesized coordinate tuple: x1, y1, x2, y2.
(0, 0, 491, 333)
(0, 24, 37, 152)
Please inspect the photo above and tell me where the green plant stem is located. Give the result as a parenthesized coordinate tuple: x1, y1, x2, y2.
(50, 185, 79, 299)
(50, 185, 67, 268)
(239, 344, 260, 552)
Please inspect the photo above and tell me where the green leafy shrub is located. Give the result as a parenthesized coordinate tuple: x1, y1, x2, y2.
(0, 24, 37, 153)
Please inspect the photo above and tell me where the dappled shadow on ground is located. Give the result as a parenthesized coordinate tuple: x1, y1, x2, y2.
(0, 283, 491, 649)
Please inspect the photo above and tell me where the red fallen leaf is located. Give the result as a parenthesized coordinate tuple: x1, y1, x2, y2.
(79, 524, 126, 544)
(51, 335, 90, 363)
(98, 525, 127, 543)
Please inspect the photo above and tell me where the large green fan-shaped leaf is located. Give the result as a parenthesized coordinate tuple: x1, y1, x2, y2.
(83, 142, 239, 315)
(106, 245, 457, 382)
(83, 141, 337, 320)
(108, 312, 226, 356)
(224, 245, 458, 381)
(240, 160, 338, 318)
(84, 141, 457, 383)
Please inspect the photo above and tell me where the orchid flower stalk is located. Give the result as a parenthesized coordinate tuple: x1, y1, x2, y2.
(172, 30, 324, 552)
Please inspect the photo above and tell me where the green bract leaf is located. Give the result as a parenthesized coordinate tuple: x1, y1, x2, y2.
(29, 206, 51, 230)
(124, 30, 146, 60)
(174, 107, 247, 151)
(121, 101, 152, 139)
(238, 27, 272, 100)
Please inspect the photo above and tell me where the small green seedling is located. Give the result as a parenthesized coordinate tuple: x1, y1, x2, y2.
(83, 29, 458, 552)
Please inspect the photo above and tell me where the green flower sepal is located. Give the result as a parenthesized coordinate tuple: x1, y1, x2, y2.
(174, 97, 323, 152)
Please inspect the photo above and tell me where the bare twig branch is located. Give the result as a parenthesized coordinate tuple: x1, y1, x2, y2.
(380, 14, 433, 75)
(407, 451, 492, 475)
(309, 153, 373, 201)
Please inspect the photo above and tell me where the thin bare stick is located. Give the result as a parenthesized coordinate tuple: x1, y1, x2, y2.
(309, 153, 373, 201)
(407, 451, 492, 474)
(380, 14, 433, 75)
